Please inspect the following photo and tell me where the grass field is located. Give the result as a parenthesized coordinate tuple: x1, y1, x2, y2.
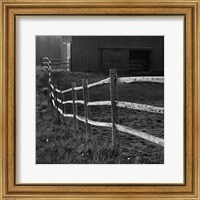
(36, 69, 164, 164)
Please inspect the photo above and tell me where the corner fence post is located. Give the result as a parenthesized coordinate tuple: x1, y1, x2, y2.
(72, 82, 78, 134)
(110, 69, 120, 153)
(82, 79, 92, 145)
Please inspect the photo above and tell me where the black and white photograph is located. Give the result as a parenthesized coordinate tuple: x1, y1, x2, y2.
(36, 36, 164, 164)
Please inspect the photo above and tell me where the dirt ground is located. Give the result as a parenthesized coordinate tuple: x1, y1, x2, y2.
(36, 70, 164, 164)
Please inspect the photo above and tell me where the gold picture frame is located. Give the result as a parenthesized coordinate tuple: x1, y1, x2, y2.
(0, 0, 199, 199)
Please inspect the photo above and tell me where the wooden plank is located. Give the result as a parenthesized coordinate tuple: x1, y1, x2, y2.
(68, 78, 111, 92)
(63, 100, 73, 104)
(87, 101, 164, 114)
(117, 101, 164, 114)
(60, 76, 162, 95)
(42, 57, 51, 62)
(75, 115, 164, 147)
(42, 62, 50, 67)
(116, 124, 164, 147)
(56, 97, 62, 103)
(87, 77, 110, 89)
(42, 66, 49, 71)
(74, 85, 83, 91)
(48, 70, 51, 84)
(75, 100, 84, 105)
(55, 88, 61, 93)
(53, 86, 57, 109)
(63, 100, 84, 105)
(57, 107, 63, 115)
(51, 99, 55, 107)
(76, 115, 86, 123)
(76, 115, 112, 128)
(82, 79, 92, 142)
(61, 88, 72, 94)
(118, 76, 164, 84)
(63, 113, 73, 118)
(72, 82, 78, 134)
(87, 101, 111, 106)
(88, 119, 112, 128)
(110, 69, 120, 152)
(50, 83, 54, 89)
(51, 92, 54, 98)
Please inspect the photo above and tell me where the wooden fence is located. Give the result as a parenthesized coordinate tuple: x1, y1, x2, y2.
(42, 57, 164, 152)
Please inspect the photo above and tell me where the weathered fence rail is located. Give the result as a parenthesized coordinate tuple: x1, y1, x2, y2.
(42, 57, 164, 152)
(118, 76, 164, 84)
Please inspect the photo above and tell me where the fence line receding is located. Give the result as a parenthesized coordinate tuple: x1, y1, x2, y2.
(41, 57, 164, 152)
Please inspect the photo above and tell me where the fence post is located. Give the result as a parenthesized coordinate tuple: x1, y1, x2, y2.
(60, 87, 64, 124)
(48, 79, 52, 108)
(72, 82, 78, 134)
(47, 84, 52, 108)
(82, 79, 92, 143)
(52, 85, 56, 114)
(62, 90, 65, 124)
(54, 85, 60, 122)
(87, 80, 92, 136)
(75, 83, 78, 131)
(110, 69, 120, 153)
(52, 87, 55, 109)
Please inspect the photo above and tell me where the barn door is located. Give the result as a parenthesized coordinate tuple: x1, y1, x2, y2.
(129, 50, 151, 72)
(102, 48, 129, 72)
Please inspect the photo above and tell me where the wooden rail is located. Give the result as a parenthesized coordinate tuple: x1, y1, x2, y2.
(87, 101, 164, 114)
(42, 57, 164, 152)
(118, 76, 164, 84)
(52, 77, 163, 95)
(53, 99, 164, 114)
(117, 101, 164, 114)
(51, 98, 164, 147)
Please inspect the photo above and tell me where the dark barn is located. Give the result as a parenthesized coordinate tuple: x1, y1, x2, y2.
(36, 36, 164, 75)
